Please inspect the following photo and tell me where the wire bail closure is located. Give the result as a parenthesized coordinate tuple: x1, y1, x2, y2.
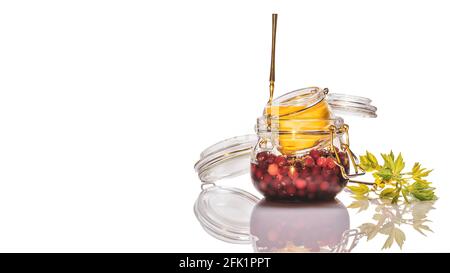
(329, 124, 365, 180)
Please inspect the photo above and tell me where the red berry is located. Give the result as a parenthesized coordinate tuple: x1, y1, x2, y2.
(310, 149, 321, 160)
(259, 181, 269, 191)
(326, 157, 336, 169)
(279, 165, 289, 175)
(300, 168, 310, 178)
(262, 174, 272, 184)
(304, 156, 315, 168)
(307, 182, 318, 193)
(275, 174, 284, 182)
(288, 166, 299, 180)
(286, 185, 296, 195)
(314, 174, 324, 184)
(322, 169, 334, 178)
(281, 176, 291, 186)
(256, 152, 268, 162)
(267, 163, 279, 176)
(270, 179, 281, 190)
(274, 156, 287, 167)
(329, 175, 338, 184)
(295, 178, 307, 190)
(316, 156, 327, 167)
(266, 154, 276, 164)
(251, 163, 257, 173)
(319, 182, 330, 191)
(312, 165, 321, 176)
(255, 169, 264, 181)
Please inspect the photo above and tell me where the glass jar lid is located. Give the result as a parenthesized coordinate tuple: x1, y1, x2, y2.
(194, 135, 257, 183)
(327, 93, 377, 118)
(267, 87, 377, 118)
(194, 186, 259, 244)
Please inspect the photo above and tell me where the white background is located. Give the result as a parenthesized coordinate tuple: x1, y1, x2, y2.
(0, 0, 449, 252)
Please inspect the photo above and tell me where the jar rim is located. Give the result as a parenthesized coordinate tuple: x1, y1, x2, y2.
(256, 116, 345, 134)
(269, 86, 326, 107)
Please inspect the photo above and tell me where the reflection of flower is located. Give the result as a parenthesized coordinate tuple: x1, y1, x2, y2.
(348, 195, 435, 249)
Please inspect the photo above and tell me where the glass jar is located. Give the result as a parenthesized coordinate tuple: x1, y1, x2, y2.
(250, 87, 370, 201)
(251, 117, 356, 201)
(194, 87, 376, 201)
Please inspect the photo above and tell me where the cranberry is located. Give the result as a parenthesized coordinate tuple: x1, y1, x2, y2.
(300, 168, 310, 178)
(270, 179, 281, 190)
(262, 174, 272, 184)
(286, 185, 297, 195)
(304, 156, 315, 168)
(288, 166, 299, 180)
(259, 181, 269, 191)
(309, 149, 321, 160)
(326, 157, 336, 169)
(297, 190, 306, 197)
(256, 151, 269, 163)
(267, 163, 279, 176)
(319, 182, 330, 191)
(314, 174, 324, 184)
(322, 168, 334, 178)
(307, 182, 318, 193)
(295, 178, 307, 190)
(275, 174, 284, 182)
(311, 165, 321, 176)
(281, 176, 291, 186)
(279, 165, 289, 175)
(255, 169, 264, 181)
(329, 175, 338, 184)
(274, 156, 287, 167)
(316, 156, 327, 167)
(266, 154, 276, 164)
(251, 163, 257, 173)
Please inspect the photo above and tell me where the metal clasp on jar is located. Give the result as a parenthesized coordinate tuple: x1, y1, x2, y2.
(329, 124, 366, 180)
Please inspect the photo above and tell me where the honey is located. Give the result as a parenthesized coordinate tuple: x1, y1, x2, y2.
(264, 92, 333, 155)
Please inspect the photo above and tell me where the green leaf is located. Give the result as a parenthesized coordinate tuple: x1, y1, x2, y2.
(360, 151, 381, 172)
(411, 162, 433, 181)
(393, 153, 405, 175)
(381, 153, 395, 170)
(376, 168, 393, 180)
(347, 184, 369, 195)
(380, 187, 397, 199)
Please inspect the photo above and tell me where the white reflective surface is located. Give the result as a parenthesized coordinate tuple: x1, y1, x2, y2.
(194, 185, 440, 252)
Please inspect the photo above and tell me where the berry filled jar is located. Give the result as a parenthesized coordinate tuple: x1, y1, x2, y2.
(194, 87, 376, 202)
(250, 87, 369, 201)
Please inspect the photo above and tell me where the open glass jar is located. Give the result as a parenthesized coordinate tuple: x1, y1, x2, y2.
(194, 87, 376, 202)
(250, 87, 372, 201)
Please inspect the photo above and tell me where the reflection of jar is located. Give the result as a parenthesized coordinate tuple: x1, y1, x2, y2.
(250, 199, 349, 252)
(251, 117, 351, 201)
